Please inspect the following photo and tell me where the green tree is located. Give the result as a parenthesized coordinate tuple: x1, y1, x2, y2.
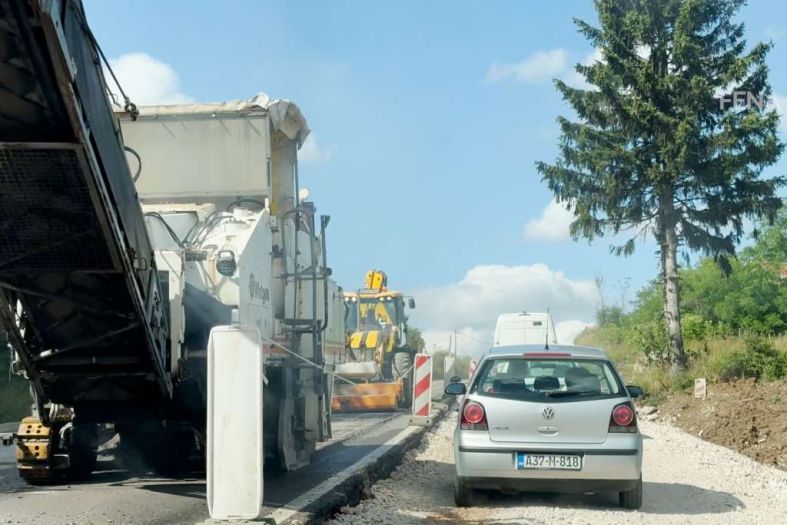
(596, 305, 625, 327)
(537, 0, 784, 373)
(681, 209, 786, 335)
(405, 325, 425, 352)
(743, 207, 787, 266)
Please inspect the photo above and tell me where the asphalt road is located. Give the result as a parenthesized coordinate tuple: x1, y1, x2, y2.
(0, 412, 411, 524)
(0, 380, 447, 524)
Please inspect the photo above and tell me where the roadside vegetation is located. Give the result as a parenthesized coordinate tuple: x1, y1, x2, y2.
(406, 326, 474, 380)
(0, 334, 30, 422)
(578, 210, 787, 402)
(431, 350, 472, 380)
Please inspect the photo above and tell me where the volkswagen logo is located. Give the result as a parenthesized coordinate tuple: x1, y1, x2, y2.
(542, 407, 555, 420)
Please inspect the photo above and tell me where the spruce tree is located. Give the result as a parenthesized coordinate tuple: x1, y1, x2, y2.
(537, 0, 784, 372)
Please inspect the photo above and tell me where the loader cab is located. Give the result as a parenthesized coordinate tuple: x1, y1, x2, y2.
(344, 292, 407, 335)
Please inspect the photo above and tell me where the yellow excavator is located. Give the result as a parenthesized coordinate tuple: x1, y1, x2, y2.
(331, 270, 416, 412)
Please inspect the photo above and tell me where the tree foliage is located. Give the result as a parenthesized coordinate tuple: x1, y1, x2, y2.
(405, 325, 425, 352)
(537, 0, 785, 371)
(608, 210, 787, 340)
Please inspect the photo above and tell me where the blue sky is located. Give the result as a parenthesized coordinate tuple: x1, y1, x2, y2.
(84, 1, 787, 354)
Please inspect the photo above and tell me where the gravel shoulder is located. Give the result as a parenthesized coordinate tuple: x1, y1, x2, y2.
(330, 411, 787, 525)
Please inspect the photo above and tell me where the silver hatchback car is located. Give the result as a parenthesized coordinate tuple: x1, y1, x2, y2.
(445, 344, 644, 509)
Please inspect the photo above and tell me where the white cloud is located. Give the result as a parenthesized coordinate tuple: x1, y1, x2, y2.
(107, 53, 194, 106)
(486, 48, 608, 89)
(523, 198, 575, 242)
(299, 134, 336, 165)
(413, 264, 599, 357)
(486, 49, 568, 84)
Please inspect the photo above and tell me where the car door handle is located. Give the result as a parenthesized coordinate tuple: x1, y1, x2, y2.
(537, 426, 558, 434)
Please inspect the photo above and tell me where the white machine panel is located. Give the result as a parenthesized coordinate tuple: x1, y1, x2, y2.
(238, 212, 274, 341)
(207, 325, 264, 520)
(121, 113, 272, 199)
(154, 250, 185, 371)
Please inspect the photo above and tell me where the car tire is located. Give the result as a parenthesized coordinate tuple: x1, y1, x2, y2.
(454, 476, 474, 507)
(619, 476, 642, 509)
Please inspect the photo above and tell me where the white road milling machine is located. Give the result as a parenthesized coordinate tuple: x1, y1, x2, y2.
(0, 0, 344, 489)
(118, 95, 346, 474)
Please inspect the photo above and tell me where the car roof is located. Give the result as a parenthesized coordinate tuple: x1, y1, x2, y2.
(484, 344, 608, 359)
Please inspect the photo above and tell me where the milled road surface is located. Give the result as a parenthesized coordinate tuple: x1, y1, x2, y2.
(0, 381, 448, 524)
(330, 412, 787, 525)
(0, 412, 406, 524)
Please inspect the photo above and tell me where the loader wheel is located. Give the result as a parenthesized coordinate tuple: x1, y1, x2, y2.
(393, 351, 413, 408)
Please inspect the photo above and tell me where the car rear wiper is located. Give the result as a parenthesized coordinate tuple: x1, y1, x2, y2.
(546, 390, 598, 397)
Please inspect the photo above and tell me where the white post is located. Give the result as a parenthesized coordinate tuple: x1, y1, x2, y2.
(207, 326, 264, 520)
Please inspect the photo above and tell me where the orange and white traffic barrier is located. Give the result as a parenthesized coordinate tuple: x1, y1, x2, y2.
(411, 353, 433, 419)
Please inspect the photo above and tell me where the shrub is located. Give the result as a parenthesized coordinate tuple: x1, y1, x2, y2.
(718, 336, 787, 381)
(625, 318, 670, 364)
(596, 305, 624, 327)
(669, 370, 696, 391)
(682, 313, 711, 341)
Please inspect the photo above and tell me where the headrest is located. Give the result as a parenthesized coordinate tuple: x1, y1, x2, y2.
(533, 376, 560, 391)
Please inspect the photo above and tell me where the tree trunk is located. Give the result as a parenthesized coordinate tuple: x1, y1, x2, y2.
(660, 205, 687, 374)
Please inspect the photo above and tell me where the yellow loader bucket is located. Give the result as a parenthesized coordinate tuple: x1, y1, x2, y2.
(331, 381, 402, 413)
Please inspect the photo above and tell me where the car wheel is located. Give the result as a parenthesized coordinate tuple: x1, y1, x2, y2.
(454, 476, 474, 507)
(619, 476, 642, 509)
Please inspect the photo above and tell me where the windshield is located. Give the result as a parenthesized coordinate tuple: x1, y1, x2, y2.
(345, 297, 403, 333)
(471, 358, 624, 402)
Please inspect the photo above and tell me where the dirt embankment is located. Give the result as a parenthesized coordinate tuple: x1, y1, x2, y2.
(656, 379, 787, 471)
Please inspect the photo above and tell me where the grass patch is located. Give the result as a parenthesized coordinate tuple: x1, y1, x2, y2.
(576, 327, 787, 401)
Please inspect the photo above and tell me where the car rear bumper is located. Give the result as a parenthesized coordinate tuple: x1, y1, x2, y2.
(454, 434, 643, 486)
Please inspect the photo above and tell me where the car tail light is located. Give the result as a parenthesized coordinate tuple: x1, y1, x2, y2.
(460, 400, 488, 430)
(609, 402, 637, 433)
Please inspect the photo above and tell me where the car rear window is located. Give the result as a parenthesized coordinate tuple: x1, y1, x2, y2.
(471, 357, 624, 401)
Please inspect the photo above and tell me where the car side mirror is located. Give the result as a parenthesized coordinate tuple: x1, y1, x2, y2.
(444, 382, 467, 396)
(408, 298, 416, 309)
(626, 385, 644, 399)
(449, 375, 462, 383)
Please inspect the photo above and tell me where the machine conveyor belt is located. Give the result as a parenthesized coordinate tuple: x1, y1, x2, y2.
(0, 0, 170, 422)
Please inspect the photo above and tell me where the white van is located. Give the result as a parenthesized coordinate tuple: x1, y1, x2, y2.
(493, 312, 558, 346)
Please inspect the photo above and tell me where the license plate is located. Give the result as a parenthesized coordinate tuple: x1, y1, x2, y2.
(516, 453, 582, 471)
